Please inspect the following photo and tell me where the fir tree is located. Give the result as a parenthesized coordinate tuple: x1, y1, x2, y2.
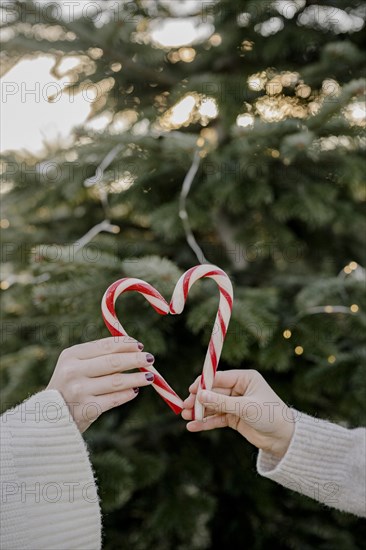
(1, 1, 366, 548)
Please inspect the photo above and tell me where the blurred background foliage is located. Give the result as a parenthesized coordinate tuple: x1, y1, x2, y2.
(1, 0, 366, 548)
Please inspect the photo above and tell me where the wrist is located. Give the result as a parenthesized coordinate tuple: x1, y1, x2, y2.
(269, 408, 295, 458)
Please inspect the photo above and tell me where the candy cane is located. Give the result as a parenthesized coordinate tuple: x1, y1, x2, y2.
(101, 265, 233, 419)
(170, 265, 233, 420)
(101, 278, 184, 414)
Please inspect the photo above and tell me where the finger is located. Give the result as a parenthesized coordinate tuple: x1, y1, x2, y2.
(95, 388, 140, 415)
(88, 371, 155, 396)
(182, 392, 196, 409)
(189, 370, 257, 395)
(198, 390, 241, 415)
(211, 370, 261, 395)
(188, 375, 202, 394)
(181, 408, 192, 420)
(181, 400, 220, 420)
(84, 351, 154, 377)
(186, 414, 228, 432)
(188, 370, 240, 393)
(182, 386, 232, 409)
(189, 371, 237, 393)
(64, 337, 142, 360)
(76, 388, 140, 423)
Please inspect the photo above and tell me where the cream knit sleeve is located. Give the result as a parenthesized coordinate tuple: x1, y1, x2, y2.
(0, 389, 102, 549)
(256, 409, 366, 517)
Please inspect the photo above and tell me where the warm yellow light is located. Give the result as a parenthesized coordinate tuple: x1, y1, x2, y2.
(56, 56, 82, 75)
(350, 304, 359, 313)
(200, 127, 218, 147)
(349, 103, 365, 121)
(209, 34, 222, 46)
(65, 151, 78, 162)
(328, 355, 336, 364)
(266, 78, 282, 95)
(110, 110, 138, 133)
(196, 137, 205, 147)
(236, 113, 254, 128)
(283, 329, 292, 339)
(0, 281, 10, 290)
(150, 19, 211, 48)
(170, 95, 196, 125)
(167, 51, 180, 63)
(248, 73, 266, 91)
(255, 95, 308, 122)
(198, 98, 218, 119)
(88, 47, 103, 60)
(349, 261, 358, 270)
(324, 306, 333, 313)
(294, 346, 303, 355)
(178, 47, 196, 63)
(343, 265, 352, 274)
(280, 72, 299, 87)
(271, 149, 280, 158)
(322, 79, 340, 96)
(110, 173, 135, 193)
(159, 93, 218, 130)
(241, 40, 254, 51)
(0, 219, 10, 228)
(110, 62, 122, 72)
(344, 102, 366, 127)
(308, 101, 321, 115)
(296, 84, 311, 98)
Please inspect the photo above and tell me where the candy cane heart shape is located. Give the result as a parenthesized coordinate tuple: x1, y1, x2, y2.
(101, 278, 184, 414)
(170, 265, 234, 421)
(101, 265, 233, 419)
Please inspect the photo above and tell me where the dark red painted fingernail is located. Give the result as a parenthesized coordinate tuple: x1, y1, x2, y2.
(138, 342, 144, 351)
(133, 387, 140, 394)
(145, 372, 154, 382)
(146, 353, 155, 363)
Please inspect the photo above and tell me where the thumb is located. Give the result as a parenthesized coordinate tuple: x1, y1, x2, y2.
(198, 390, 240, 415)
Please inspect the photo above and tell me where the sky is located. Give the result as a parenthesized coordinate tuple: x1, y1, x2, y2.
(0, 1, 364, 157)
(0, 55, 93, 156)
(0, 1, 212, 157)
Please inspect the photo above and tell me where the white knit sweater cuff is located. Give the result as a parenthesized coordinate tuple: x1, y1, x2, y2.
(256, 409, 366, 517)
(1, 389, 102, 549)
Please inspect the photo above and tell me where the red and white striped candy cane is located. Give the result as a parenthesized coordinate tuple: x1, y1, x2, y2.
(101, 278, 184, 414)
(101, 265, 233, 418)
(170, 265, 233, 421)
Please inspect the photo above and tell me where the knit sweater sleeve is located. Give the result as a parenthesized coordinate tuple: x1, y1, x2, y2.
(0, 389, 102, 549)
(256, 409, 366, 517)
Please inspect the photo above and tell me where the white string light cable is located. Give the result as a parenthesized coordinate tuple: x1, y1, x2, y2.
(83, 143, 124, 216)
(1, 145, 123, 290)
(72, 143, 124, 252)
(179, 149, 208, 264)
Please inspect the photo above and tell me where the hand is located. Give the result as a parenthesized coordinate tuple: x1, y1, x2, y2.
(47, 337, 155, 433)
(182, 370, 295, 458)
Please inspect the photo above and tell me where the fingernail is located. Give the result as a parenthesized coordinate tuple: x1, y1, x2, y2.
(145, 372, 154, 382)
(146, 353, 155, 364)
(138, 342, 144, 351)
(133, 387, 140, 394)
